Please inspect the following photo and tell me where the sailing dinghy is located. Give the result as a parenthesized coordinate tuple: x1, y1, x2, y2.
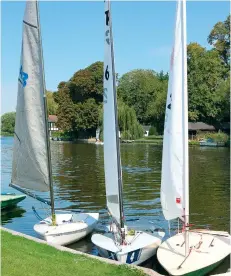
(157, 0, 231, 275)
(1, 193, 26, 209)
(91, 0, 165, 265)
(10, 0, 99, 246)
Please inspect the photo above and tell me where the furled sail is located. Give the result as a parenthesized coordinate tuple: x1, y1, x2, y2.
(161, 0, 187, 221)
(11, 1, 49, 192)
(103, 0, 124, 227)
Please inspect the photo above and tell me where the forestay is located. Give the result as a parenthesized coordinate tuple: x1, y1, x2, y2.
(103, 0, 123, 227)
(11, 1, 49, 192)
(161, 0, 185, 221)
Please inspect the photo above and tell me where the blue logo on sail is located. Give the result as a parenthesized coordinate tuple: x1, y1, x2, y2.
(18, 65, 28, 87)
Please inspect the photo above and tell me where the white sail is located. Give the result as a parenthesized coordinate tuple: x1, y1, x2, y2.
(161, 0, 186, 221)
(11, 1, 49, 192)
(103, 0, 123, 226)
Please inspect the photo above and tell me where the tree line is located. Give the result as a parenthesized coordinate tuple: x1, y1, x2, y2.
(1, 15, 230, 138)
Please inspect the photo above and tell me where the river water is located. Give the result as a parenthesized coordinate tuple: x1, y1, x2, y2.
(1, 137, 230, 274)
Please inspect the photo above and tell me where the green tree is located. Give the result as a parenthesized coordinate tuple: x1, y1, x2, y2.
(46, 90, 58, 115)
(208, 15, 230, 68)
(98, 99, 143, 140)
(156, 70, 169, 81)
(145, 86, 167, 134)
(55, 62, 104, 135)
(215, 76, 230, 123)
(1, 112, 16, 134)
(55, 85, 76, 132)
(69, 61, 103, 104)
(117, 69, 166, 124)
(75, 98, 99, 130)
(187, 43, 226, 124)
(117, 99, 143, 139)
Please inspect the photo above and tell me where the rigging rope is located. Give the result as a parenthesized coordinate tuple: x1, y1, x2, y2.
(32, 206, 45, 221)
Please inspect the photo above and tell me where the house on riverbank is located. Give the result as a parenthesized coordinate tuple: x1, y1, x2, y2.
(188, 122, 215, 139)
(48, 115, 59, 136)
(188, 122, 230, 140)
(142, 125, 151, 137)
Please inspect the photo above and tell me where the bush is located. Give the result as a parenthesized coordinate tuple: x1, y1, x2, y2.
(51, 131, 72, 139)
(196, 131, 229, 143)
(189, 140, 200, 146)
(149, 126, 158, 136)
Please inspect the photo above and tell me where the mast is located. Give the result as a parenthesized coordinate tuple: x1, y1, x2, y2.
(36, 0, 56, 224)
(106, 0, 125, 232)
(181, 0, 189, 255)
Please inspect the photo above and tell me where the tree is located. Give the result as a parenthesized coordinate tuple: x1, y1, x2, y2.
(208, 15, 230, 68)
(156, 70, 169, 81)
(187, 43, 226, 124)
(55, 62, 104, 135)
(69, 61, 103, 104)
(75, 98, 99, 130)
(98, 99, 143, 140)
(117, 99, 143, 139)
(1, 112, 16, 134)
(145, 85, 167, 134)
(215, 76, 230, 123)
(55, 85, 76, 132)
(46, 90, 58, 115)
(117, 69, 166, 124)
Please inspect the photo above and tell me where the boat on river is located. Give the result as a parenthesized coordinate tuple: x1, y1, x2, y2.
(91, 0, 165, 265)
(1, 193, 26, 209)
(10, 0, 99, 246)
(157, 0, 231, 275)
(199, 138, 225, 147)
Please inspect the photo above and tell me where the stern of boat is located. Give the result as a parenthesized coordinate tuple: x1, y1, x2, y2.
(92, 230, 163, 265)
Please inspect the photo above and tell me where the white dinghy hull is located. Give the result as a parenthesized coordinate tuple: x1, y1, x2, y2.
(157, 231, 231, 276)
(34, 213, 99, 246)
(92, 230, 164, 265)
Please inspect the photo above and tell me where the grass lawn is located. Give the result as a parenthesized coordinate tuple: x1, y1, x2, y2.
(1, 230, 145, 276)
(134, 136, 201, 146)
(134, 135, 163, 144)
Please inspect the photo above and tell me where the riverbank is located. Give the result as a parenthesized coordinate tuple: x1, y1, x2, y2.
(133, 136, 201, 146)
(1, 227, 161, 276)
(1, 135, 228, 147)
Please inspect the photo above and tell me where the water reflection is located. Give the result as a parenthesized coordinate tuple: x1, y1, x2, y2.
(1, 206, 26, 224)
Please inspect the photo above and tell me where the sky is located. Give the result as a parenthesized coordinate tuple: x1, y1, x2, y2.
(1, 1, 229, 114)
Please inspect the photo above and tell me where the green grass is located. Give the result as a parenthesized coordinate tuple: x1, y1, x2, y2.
(134, 135, 163, 144)
(1, 230, 145, 276)
(144, 135, 163, 140)
(134, 139, 163, 144)
(189, 140, 200, 146)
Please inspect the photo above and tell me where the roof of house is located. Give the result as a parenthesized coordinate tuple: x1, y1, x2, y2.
(48, 115, 58, 123)
(142, 125, 151, 131)
(188, 122, 215, 131)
